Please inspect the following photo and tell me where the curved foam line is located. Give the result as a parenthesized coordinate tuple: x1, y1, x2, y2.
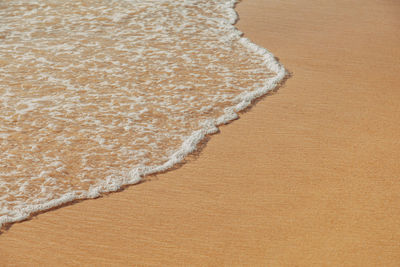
(0, 0, 287, 230)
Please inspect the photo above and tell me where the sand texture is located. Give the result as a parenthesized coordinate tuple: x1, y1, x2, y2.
(1, 0, 400, 265)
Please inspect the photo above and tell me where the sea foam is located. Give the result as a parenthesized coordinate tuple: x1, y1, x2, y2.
(0, 0, 286, 229)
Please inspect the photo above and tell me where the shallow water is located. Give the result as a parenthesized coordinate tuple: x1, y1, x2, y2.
(0, 0, 285, 228)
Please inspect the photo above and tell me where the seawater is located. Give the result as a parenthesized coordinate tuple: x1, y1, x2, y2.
(0, 0, 285, 228)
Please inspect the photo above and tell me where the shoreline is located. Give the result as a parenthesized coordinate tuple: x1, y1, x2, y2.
(1, 0, 400, 265)
(0, 0, 287, 231)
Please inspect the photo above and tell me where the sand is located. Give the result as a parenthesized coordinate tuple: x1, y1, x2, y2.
(1, 0, 400, 265)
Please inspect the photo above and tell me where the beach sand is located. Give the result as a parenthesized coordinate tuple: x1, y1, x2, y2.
(1, 0, 400, 265)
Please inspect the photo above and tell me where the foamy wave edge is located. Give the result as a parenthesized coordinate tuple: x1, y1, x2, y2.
(0, 0, 287, 230)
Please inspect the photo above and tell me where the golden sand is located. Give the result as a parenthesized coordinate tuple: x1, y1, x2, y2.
(1, 0, 400, 265)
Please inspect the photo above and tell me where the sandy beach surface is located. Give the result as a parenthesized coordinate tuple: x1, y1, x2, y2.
(1, 0, 400, 265)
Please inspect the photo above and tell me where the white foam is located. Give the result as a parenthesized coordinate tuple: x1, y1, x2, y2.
(0, 0, 286, 229)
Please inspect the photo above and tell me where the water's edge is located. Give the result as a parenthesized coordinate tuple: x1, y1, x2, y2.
(0, 0, 287, 230)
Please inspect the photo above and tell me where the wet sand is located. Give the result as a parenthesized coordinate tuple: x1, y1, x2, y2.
(1, 0, 400, 265)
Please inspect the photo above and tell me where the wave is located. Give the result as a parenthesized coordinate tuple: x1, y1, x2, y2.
(0, 0, 286, 229)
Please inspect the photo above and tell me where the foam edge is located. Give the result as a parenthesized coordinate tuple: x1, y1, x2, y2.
(0, 0, 288, 231)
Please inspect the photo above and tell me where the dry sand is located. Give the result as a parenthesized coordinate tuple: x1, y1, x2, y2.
(1, 0, 400, 265)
